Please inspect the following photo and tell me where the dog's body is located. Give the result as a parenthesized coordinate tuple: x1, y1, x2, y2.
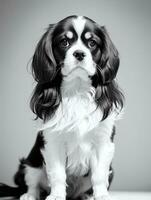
(0, 16, 124, 200)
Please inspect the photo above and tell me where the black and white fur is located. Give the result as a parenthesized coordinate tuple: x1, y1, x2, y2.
(0, 16, 124, 200)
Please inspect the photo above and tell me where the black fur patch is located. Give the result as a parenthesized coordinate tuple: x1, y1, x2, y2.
(24, 131, 45, 168)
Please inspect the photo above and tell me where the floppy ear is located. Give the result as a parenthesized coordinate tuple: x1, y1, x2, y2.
(31, 24, 57, 83)
(30, 24, 62, 121)
(94, 26, 124, 120)
(98, 26, 120, 85)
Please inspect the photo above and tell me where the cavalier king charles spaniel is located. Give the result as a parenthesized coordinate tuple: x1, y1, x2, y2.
(0, 15, 124, 200)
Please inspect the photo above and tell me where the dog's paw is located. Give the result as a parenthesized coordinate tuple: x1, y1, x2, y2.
(95, 194, 112, 200)
(20, 193, 36, 200)
(45, 194, 65, 200)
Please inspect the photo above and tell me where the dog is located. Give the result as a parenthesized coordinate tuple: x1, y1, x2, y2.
(0, 15, 124, 200)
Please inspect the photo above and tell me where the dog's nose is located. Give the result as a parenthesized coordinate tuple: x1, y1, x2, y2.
(73, 50, 86, 61)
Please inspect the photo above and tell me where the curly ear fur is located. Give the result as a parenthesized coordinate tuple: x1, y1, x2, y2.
(95, 81, 124, 120)
(98, 26, 120, 85)
(93, 26, 124, 120)
(31, 24, 57, 83)
(30, 24, 62, 121)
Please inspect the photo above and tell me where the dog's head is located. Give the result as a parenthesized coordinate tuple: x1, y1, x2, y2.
(31, 15, 124, 121)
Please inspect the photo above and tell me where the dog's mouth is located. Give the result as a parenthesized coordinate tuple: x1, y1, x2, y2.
(62, 67, 90, 82)
(65, 66, 87, 75)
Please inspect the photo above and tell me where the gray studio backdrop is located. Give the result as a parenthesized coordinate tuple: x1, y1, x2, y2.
(0, 0, 151, 191)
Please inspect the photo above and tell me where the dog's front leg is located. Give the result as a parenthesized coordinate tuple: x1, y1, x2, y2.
(42, 132, 66, 200)
(90, 131, 115, 200)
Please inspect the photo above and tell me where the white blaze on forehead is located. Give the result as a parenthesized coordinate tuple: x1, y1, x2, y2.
(73, 16, 86, 37)
(66, 31, 73, 39)
(85, 32, 91, 39)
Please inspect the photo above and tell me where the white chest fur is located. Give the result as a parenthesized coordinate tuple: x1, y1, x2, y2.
(62, 92, 102, 176)
(41, 78, 102, 134)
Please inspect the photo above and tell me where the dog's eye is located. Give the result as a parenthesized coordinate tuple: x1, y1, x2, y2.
(60, 39, 70, 48)
(88, 39, 97, 49)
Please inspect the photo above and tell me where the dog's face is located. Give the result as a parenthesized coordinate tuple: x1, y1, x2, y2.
(31, 15, 123, 120)
(32, 15, 119, 85)
(52, 16, 102, 81)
